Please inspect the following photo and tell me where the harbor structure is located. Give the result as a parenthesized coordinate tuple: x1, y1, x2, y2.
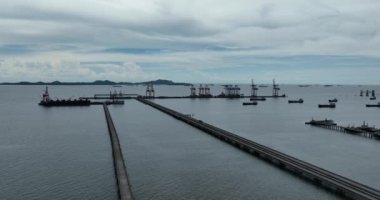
(272, 79, 280, 97)
(190, 85, 197, 97)
(220, 85, 241, 98)
(145, 83, 155, 98)
(251, 79, 258, 97)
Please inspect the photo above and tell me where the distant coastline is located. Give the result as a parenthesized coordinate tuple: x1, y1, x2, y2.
(0, 79, 192, 86)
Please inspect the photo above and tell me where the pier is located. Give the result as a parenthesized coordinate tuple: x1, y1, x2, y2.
(136, 98, 380, 200)
(306, 119, 380, 140)
(103, 104, 134, 200)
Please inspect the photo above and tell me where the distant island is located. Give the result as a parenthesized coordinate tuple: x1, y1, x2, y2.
(0, 79, 192, 86)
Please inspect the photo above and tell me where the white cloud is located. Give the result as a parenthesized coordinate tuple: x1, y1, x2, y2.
(0, 59, 157, 82)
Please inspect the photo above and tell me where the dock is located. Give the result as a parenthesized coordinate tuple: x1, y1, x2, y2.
(136, 98, 380, 200)
(306, 119, 380, 140)
(103, 104, 134, 200)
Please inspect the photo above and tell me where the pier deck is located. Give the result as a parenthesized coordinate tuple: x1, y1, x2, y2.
(103, 104, 134, 200)
(137, 98, 380, 200)
(80, 95, 286, 100)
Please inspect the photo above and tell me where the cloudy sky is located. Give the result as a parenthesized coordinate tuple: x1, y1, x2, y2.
(1, 0, 380, 84)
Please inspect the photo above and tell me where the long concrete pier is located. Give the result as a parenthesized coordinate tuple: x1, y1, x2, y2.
(103, 104, 134, 200)
(136, 98, 380, 200)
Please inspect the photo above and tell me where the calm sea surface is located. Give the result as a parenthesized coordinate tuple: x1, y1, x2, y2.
(0, 84, 379, 199)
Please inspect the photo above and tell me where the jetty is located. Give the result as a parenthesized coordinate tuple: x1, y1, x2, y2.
(306, 119, 380, 139)
(137, 98, 380, 200)
(103, 104, 134, 200)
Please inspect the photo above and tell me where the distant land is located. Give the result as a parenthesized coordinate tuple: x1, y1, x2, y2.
(0, 79, 192, 86)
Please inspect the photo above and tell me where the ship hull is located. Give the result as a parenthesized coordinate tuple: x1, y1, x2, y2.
(39, 100, 91, 107)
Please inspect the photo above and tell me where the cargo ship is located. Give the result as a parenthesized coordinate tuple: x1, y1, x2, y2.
(318, 102, 336, 108)
(242, 101, 258, 106)
(288, 98, 303, 103)
(250, 97, 266, 101)
(38, 87, 91, 107)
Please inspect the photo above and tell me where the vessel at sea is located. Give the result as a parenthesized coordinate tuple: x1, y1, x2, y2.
(318, 102, 336, 108)
(288, 98, 304, 103)
(38, 87, 91, 106)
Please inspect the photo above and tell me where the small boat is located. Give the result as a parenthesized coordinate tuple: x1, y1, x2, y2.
(243, 102, 258, 106)
(370, 97, 376, 100)
(318, 103, 336, 108)
(258, 85, 268, 87)
(366, 102, 380, 107)
(328, 98, 338, 103)
(288, 98, 303, 103)
(324, 85, 333, 87)
(250, 97, 266, 101)
(298, 85, 311, 87)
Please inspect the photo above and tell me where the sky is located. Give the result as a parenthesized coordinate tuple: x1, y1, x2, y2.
(0, 0, 380, 84)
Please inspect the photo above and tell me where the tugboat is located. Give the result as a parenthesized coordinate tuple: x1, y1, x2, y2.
(38, 87, 91, 107)
(288, 98, 304, 103)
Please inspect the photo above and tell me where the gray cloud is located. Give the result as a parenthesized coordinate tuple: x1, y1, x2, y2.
(0, 0, 379, 83)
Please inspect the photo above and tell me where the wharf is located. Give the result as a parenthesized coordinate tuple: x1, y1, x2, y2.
(136, 98, 380, 200)
(91, 100, 125, 105)
(103, 104, 134, 200)
(306, 119, 380, 139)
(141, 95, 286, 99)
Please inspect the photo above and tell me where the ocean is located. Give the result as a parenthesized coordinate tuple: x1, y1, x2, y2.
(1, 84, 379, 199)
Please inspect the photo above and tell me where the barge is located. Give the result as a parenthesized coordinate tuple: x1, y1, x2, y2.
(38, 87, 91, 107)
